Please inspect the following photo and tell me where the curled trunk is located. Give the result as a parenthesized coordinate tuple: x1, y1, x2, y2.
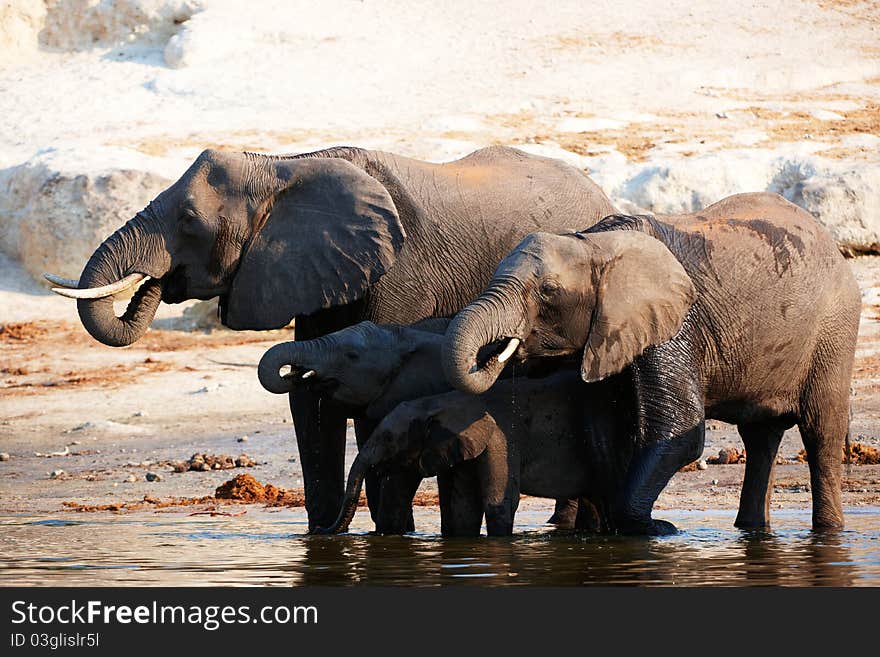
(76, 215, 170, 347)
(442, 293, 522, 395)
(257, 339, 326, 394)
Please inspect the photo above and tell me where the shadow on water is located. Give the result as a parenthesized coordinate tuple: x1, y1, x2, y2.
(1, 508, 877, 586)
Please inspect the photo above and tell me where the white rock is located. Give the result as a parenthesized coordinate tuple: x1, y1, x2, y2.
(40, 0, 202, 52)
(786, 167, 880, 255)
(0, 0, 46, 63)
(0, 148, 173, 282)
(809, 109, 844, 121)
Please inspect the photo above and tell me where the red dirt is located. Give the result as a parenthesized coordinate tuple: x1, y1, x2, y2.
(61, 473, 443, 513)
(796, 441, 880, 465)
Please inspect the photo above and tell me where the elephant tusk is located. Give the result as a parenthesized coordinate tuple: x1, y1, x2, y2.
(496, 338, 520, 364)
(50, 273, 148, 299)
(43, 273, 80, 288)
(301, 370, 316, 379)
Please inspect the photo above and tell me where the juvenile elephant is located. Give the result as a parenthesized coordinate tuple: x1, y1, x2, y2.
(318, 370, 621, 537)
(442, 192, 860, 534)
(258, 319, 585, 532)
(46, 145, 616, 530)
(259, 320, 453, 532)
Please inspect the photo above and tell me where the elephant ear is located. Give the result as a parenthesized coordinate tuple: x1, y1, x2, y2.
(579, 230, 696, 383)
(224, 158, 404, 329)
(418, 409, 494, 477)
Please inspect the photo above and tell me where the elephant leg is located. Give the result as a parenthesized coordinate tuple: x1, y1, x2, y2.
(353, 415, 383, 527)
(735, 420, 786, 529)
(438, 466, 483, 537)
(574, 498, 604, 533)
(290, 303, 368, 532)
(354, 413, 416, 534)
(290, 390, 347, 532)
(548, 499, 579, 528)
(799, 389, 849, 530)
(615, 344, 705, 536)
(374, 471, 422, 535)
(478, 449, 519, 537)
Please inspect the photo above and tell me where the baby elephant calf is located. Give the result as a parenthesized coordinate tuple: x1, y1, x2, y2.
(318, 370, 624, 537)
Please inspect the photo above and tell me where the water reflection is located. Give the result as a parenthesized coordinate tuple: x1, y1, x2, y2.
(1, 509, 877, 586)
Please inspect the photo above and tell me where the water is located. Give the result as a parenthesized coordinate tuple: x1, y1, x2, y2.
(2, 508, 879, 586)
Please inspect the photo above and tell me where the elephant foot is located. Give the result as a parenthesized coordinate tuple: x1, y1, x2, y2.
(548, 499, 579, 529)
(308, 526, 337, 536)
(734, 514, 770, 530)
(616, 516, 679, 536)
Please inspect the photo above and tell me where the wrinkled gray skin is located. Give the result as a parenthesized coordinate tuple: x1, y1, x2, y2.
(258, 319, 581, 532)
(443, 192, 860, 534)
(318, 370, 623, 537)
(69, 145, 616, 531)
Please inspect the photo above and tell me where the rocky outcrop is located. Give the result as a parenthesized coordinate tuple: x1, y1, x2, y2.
(0, 148, 172, 282)
(0, 0, 47, 63)
(40, 0, 200, 51)
(591, 149, 880, 255)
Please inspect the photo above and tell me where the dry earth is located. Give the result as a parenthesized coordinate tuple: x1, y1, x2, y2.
(2, 256, 880, 520)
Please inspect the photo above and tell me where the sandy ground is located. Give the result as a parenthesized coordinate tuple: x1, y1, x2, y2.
(2, 255, 880, 519)
(2, 1, 878, 174)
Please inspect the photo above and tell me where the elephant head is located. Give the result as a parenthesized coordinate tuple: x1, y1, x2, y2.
(316, 400, 497, 534)
(258, 320, 448, 419)
(442, 226, 696, 394)
(47, 150, 404, 346)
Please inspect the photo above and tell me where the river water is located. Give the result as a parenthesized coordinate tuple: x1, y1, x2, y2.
(2, 507, 878, 586)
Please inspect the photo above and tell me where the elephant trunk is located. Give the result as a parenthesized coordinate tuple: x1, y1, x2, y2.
(257, 338, 327, 394)
(312, 453, 368, 535)
(442, 287, 524, 395)
(76, 211, 171, 347)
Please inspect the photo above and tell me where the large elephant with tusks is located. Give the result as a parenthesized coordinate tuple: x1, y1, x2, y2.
(47, 145, 615, 531)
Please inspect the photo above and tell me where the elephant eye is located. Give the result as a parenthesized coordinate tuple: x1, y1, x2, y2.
(540, 279, 560, 296)
(345, 351, 360, 361)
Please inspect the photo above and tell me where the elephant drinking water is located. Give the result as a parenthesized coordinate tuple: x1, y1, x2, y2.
(47, 145, 616, 530)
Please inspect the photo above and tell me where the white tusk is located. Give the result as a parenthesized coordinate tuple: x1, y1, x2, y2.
(43, 273, 80, 288)
(496, 338, 520, 364)
(301, 370, 316, 379)
(50, 273, 148, 299)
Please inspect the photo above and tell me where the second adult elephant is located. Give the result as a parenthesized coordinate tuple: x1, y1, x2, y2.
(443, 193, 859, 534)
(47, 145, 616, 530)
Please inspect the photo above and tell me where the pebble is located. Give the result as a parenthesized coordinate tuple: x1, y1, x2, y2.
(0, 452, 9, 462)
(237, 436, 249, 443)
(124, 474, 137, 483)
(132, 410, 147, 417)
(711, 479, 719, 486)
(696, 459, 708, 471)
(50, 469, 65, 479)
(145, 472, 163, 482)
